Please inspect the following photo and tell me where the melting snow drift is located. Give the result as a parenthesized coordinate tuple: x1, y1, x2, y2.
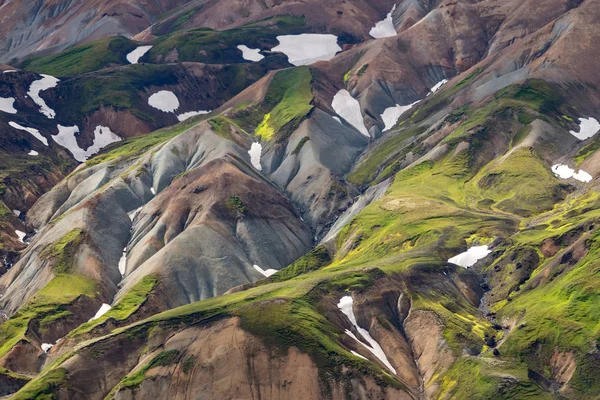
(41, 343, 53, 353)
(337, 296, 396, 374)
(28, 150, 39, 156)
(126, 45, 153, 64)
(253, 264, 278, 277)
(237, 45, 265, 62)
(51, 125, 120, 162)
(448, 245, 491, 268)
(0, 97, 17, 114)
(248, 142, 262, 171)
(118, 248, 127, 276)
(430, 79, 448, 94)
(381, 100, 420, 131)
(15, 230, 26, 243)
(89, 304, 111, 321)
(9, 122, 48, 145)
(272, 34, 341, 66)
(148, 90, 180, 113)
(332, 90, 369, 137)
(552, 164, 592, 183)
(28, 74, 59, 118)
(569, 117, 600, 140)
(177, 110, 211, 122)
(369, 5, 397, 38)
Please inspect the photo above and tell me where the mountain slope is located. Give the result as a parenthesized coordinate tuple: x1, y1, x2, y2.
(1, 0, 600, 399)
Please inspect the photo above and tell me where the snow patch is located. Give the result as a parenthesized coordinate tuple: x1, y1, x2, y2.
(52, 125, 121, 162)
(429, 79, 448, 94)
(148, 90, 180, 113)
(272, 34, 341, 66)
(118, 248, 127, 276)
(89, 304, 111, 321)
(15, 230, 26, 243)
(9, 121, 48, 145)
(369, 5, 397, 38)
(3, 70, 17, 74)
(126, 45, 153, 64)
(332, 116, 342, 124)
(0, 97, 17, 114)
(253, 264, 278, 277)
(332, 90, 369, 137)
(248, 142, 262, 171)
(569, 117, 600, 140)
(237, 45, 265, 62)
(28, 150, 39, 156)
(448, 245, 491, 268)
(551, 164, 593, 183)
(128, 207, 142, 221)
(28, 74, 59, 118)
(177, 110, 211, 122)
(41, 343, 53, 353)
(12, 210, 21, 217)
(337, 296, 396, 374)
(150, 187, 156, 195)
(381, 100, 420, 132)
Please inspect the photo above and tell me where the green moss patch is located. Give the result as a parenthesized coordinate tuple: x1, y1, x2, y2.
(21, 37, 136, 76)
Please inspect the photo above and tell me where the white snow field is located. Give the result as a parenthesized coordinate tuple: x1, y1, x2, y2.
(28, 150, 39, 156)
(448, 245, 491, 268)
(430, 79, 448, 94)
(272, 34, 341, 66)
(0, 97, 17, 114)
(253, 264, 278, 277)
(381, 100, 420, 131)
(569, 117, 600, 140)
(126, 45, 153, 64)
(332, 89, 370, 137)
(41, 343, 53, 353)
(337, 295, 397, 374)
(89, 304, 112, 321)
(177, 110, 211, 122)
(148, 90, 180, 113)
(551, 164, 593, 183)
(15, 230, 26, 243)
(28, 74, 59, 118)
(52, 125, 120, 162)
(237, 45, 265, 61)
(369, 5, 397, 38)
(52, 125, 84, 161)
(248, 142, 262, 171)
(8, 121, 48, 145)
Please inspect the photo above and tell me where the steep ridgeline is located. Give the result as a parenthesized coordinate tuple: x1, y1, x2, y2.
(1, 0, 600, 399)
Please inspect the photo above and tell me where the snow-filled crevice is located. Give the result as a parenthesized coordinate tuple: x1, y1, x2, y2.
(126, 45, 153, 64)
(448, 245, 491, 268)
(337, 295, 396, 374)
(248, 142, 262, 171)
(369, 5, 397, 38)
(332, 90, 369, 137)
(253, 264, 277, 277)
(28, 74, 59, 119)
